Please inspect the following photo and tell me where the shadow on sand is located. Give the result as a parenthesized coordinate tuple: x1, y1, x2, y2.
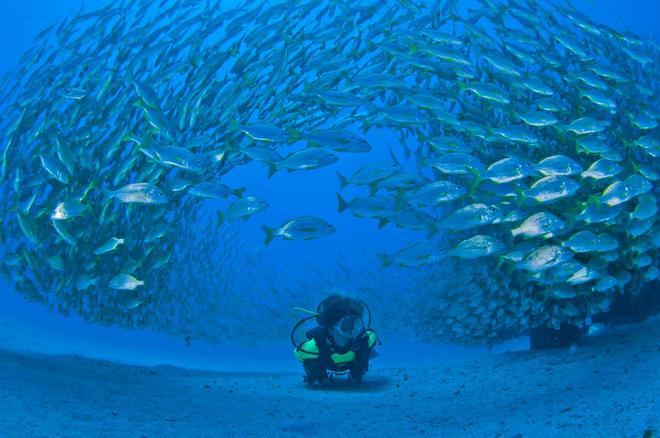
(304, 375, 391, 393)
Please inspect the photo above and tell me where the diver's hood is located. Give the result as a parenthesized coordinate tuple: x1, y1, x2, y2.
(291, 299, 373, 351)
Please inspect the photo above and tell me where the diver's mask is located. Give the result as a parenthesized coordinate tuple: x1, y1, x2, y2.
(332, 314, 365, 339)
(290, 299, 373, 353)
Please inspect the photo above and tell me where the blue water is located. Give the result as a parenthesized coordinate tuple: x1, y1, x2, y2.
(0, 0, 658, 436)
(0, 0, 656, 341)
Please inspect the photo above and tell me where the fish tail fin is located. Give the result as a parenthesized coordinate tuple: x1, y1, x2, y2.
(336, 171, 348, 190)
(387, 143, 401, 166)
(267, 161, 279, 178)
(361, 118, 372, 134)
(262, 225, 277, 245)
(426, 223, 438, 239)
(286, 128, 299, 143)
(494, 256, 506, 271)
(414, 146, 427, 169)
(233, 187, 247, 198)
(122, 131, 140, 144)
(336, 192, 347, 213)
(587, 194, 602, 205)
(102, 188, 113, 206)
(83, 202, 94, 216)
(377, 254, 392, 268)
(393, 189, 408, 211)
(513, 186, 526, 207)
(215, 149, 229, 168)
(564, 214, 577, 233)
(466, 166, 483, 197)
(402, 141, 411, 161)
(228, 41, 240, 56)
(630, 161, 640, 173)
(552, 124, 567, 138)
(81, 177, 100, 203)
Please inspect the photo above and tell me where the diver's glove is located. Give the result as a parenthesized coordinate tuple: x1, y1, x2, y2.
(303, 359, 328, 385)
(349, 363, 365, 383)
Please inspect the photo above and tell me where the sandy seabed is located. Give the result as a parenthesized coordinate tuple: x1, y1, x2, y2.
(0, 317, 658, 438)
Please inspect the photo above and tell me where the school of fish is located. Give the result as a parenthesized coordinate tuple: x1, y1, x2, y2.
(0, 0, 657, 343)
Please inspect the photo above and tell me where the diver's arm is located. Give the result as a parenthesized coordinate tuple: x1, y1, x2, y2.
(352, 330, 378, 375)
(294, 339, 328, 384)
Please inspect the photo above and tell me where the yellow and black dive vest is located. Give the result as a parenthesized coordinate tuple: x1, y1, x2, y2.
(294, 328, 377, 368)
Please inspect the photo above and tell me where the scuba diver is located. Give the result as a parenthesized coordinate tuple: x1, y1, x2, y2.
(292, 293, 379, 386)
